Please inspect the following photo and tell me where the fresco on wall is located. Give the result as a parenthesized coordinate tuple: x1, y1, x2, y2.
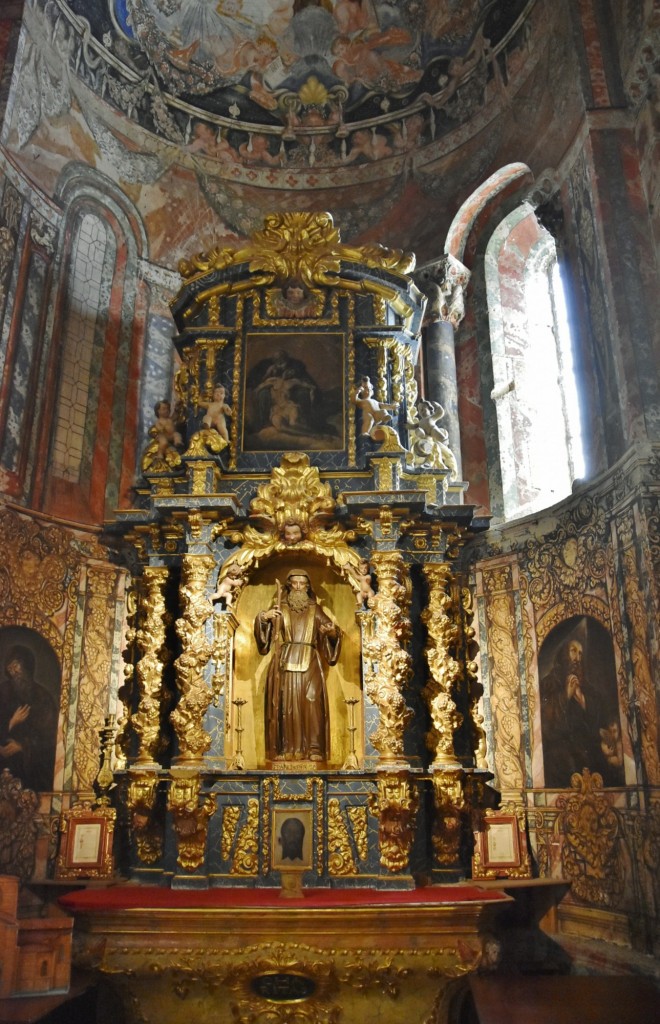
(5, 0, 557, 261)
(539, 615, 625, 789)
(0, 626, 61, 793)
(116, 0, 488, 118)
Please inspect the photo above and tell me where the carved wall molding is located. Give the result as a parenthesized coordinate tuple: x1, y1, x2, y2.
(556, 770, 624, 908)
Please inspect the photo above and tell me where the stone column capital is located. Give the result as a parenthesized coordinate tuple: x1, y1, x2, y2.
(413, 254, 470, 327)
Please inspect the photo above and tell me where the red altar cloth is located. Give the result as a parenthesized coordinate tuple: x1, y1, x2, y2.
(59, 883, 505, 913)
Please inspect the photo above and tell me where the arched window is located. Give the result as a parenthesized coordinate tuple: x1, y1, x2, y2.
(34, 167, 148, 524)
(486, 203, 585, 520)
(50, 211, 114, 484)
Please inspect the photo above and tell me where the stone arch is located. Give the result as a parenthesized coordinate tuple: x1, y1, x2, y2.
(34, 165, 149, 522)
(445, 162, 533, 266)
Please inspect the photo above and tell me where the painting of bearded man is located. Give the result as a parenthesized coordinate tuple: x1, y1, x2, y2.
(540, 616, 624, 788)
(0, 640, 59, 792)
(255, 571, 341, 763)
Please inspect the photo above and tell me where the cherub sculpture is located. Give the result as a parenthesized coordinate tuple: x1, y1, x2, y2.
(152, 400, 183, 451)
(199, 385, 232, 441)
(353, 376, 398, 441)
(141, 399, 184, 472)
(353, 559, 376, 608)
(407, 399, 458, 476)
(211, 563, 246, 610)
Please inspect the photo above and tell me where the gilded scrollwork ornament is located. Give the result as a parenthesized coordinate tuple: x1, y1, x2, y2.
(360, 551, 413, 764)
(167, 770, 216, 872)
(616, 511, 660, 784)
(346, 805, 369, 862)
(422, 564, 462, 767)
(127, 770, 163, 864)
(179, 212, 415, 321)
(140, 435, 182, 475)
(231, 798, 260, 875)
(431, 769, 465, 866)
(220, 452, 362, 585)
(221, 805, 242, 861)
(76, 566, 125, 790)
(525, 497, 608, 610)
(221, 942, 339, 1024)
(327, 798, 357, 875)
(170, 554, 216, 763)
(556, 769, 623, 906)
(369, 772, 418, 873)
(184, 427, 229, 459)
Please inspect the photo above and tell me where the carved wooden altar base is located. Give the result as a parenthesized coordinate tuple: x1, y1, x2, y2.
(61, 885, 510, 1024)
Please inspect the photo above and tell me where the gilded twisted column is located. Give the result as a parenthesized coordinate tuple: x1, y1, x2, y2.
(361, 551, 413, 764)
(170, 554, 216, 763)
(422, 563, 462, 766)
(132, 567, 171, 766)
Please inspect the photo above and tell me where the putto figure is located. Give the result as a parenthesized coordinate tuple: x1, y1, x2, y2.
(200, 384, 232, 441)
(353, 376, 398, 440)
(255, 571, 341, 763)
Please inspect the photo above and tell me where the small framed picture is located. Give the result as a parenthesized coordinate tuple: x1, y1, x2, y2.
(473, 810, 532, 879)
(55, 802, 116, 879)
(272, 808, 313, 872)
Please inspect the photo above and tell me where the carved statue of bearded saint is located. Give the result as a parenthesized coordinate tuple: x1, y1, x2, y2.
(255, 571, 342, 763)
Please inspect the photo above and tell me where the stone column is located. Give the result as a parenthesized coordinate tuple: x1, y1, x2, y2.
(414, 254, 470, 480)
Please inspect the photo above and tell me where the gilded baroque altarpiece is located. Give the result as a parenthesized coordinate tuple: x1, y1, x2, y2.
(108, 213, 494, 890)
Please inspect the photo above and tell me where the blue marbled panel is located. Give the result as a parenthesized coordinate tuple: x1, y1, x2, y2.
(139, 313, 176, 462)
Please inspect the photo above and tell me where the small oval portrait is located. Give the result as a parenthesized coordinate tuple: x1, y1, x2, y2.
(0, 627, 61, 792)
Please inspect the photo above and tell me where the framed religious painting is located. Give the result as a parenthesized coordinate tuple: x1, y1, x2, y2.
(242, 332, 345, 455)
(472, 807, 532, 880)
(271, 807, 314, 873)
(55, 802, 116, 880)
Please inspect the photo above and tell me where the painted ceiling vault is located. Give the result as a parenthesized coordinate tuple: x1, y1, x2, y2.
(6, 0, 580, 265)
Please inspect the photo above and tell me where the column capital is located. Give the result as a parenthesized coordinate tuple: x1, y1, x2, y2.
(413, 254, 470, 327)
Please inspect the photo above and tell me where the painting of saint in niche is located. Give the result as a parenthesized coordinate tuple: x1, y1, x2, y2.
(539, 616, 625, 788)
(0, 626, 61, 792)
(243, 333, 344, 451)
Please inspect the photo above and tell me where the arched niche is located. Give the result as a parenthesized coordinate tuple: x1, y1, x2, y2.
(227, 552, 362, 772)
